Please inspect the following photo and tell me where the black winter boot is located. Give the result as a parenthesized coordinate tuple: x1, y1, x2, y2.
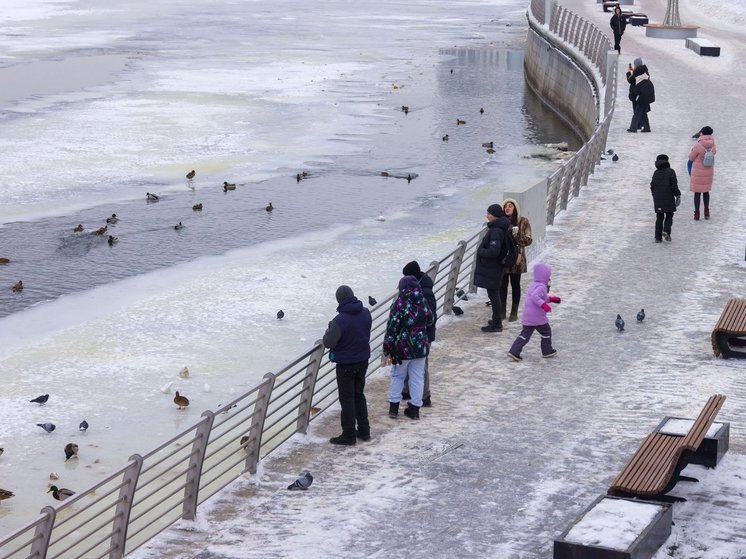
(389, 402, 399, 419)
(509, 303, 519, 322)
(403, 404, 420, 420)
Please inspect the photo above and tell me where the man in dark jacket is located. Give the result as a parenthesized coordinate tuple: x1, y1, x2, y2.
(474, 204, 510, 332)
(323, 285, 372, 445)
(401, 260, 437, 407)
(609, 7, 626, 53)
(628, 66, 654, 133)
(650, 154, 681, 243)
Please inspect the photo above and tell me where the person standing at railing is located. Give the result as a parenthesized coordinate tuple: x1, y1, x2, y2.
(500, 199, 533, 323)
(609, 7, 626, 54)
(626, 58, 649, 126)
(323, 285, 373, 445)
(474, 204, 510, 332)
(400, 260, 437, 407)
(384, 275, 432, 420)
(627, 62, 654, 133)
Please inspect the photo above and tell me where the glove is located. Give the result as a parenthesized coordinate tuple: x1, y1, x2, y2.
(549, 296, 561, 304)
(675, 195, 681, 207)
(541, 303, 552, 313)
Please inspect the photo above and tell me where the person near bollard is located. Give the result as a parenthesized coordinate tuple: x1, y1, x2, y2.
(500, 198, 533, 323)
(474, 204, 511, 332)
(626, 57, 650, 129)
(688, 126, 717, 221)
(507, 262, 560, 361)
(627, 62, 654, 133)
(609, 7, 627, 54)
(650, 154, 681, 243)
(384, 275, 432, 420)
(322, 285, 373, 445)
(400, 260, 437, 407)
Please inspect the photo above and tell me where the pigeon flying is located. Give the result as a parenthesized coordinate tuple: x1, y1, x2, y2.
(368, 296, 377, 306)
(615, 314, 625, 331)
(636, 309, 645, 322)
(287, 471, 314, 491)
(30, 394, 49, 405)
(37, 423, 56, 433)
(79, 420, 89, 432)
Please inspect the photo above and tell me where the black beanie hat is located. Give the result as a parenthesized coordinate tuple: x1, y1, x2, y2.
(335, 285, 354, 304)
(487, 204, 503, 218)
(656, 154, 669, 161)
(700, 126, 713, 136)
(402, 260, 421, 277)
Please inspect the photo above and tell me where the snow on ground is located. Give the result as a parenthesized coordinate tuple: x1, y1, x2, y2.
(131, 0, 746, 557)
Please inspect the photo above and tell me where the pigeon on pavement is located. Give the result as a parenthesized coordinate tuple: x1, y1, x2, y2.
(287, 471, 314, 491)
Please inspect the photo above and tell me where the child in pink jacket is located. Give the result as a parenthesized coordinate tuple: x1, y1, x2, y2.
(507, 262, 560, 361)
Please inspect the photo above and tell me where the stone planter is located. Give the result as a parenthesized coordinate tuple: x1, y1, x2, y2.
(655, 416, 730, 468)
(554, 495, 672, 559)
(645, 24, 698, 39)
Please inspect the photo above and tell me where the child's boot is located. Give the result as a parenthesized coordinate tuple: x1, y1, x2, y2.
(694, 210, 700, 221)
(704, 207, 710, 220)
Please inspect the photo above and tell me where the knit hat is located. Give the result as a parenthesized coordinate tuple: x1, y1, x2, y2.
(700, 126, 713, 136)
(656, 154, 669, 161)
(633, 57, 643, 67)
(335, 285, 354, 304)
(487, 204, 503, 218)
(402, 260, 421, 277)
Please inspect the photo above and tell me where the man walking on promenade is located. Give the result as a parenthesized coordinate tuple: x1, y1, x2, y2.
(474, 204, 510, 332)
(323, 285, 372, 445)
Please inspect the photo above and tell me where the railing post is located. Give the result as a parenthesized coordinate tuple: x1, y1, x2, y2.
(605, 50, 617, 116)
(244, 373, 275, 474)
(442, 240, 467, 314)
(296, 341, 324, 434)
(544, 0, 554, 26)
(29, 506, 56, 559)
(110, 455, 143, 558)
(181, 413, 214, 521)
(426, 260, 440, 283)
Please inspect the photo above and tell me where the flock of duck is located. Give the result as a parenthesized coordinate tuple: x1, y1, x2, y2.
(3, 169, 277, 294)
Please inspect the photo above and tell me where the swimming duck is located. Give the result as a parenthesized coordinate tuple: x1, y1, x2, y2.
(0, 257, 9, 264)
(442, 134, 449, 142)
(146, 192, 159, 202)
(380, 171, 389, 177)
(456, 119, 466, 125)
(174, 391, 190, 409)
(179, 366, 189, 379)
(401, 105, 409, 115)
(376, 212, 386, 222)
(93, 226, 108, 236)
(174, 222, 183, 230)
(73, 224, 84, 233)
(12, 280, 23, 292)
(223, 182, 236, 191)
(296, 173, 302, 183)
(265, 202, 273, 212)
(106, 213, 118, 224)
(186, 170, 196, 180)
(302, 171, 309, 178)
(48, 485, 75, 501)
(192, 203, 203, 211)
(406, 174, 412, 183)
(482, 141, 494, 148)
(64, 443, 79, 461)
(0, 488, 14, 502)
(480, 107, 484, 114)
(486, 148, 495, 154)
(107, 235, 118, 245)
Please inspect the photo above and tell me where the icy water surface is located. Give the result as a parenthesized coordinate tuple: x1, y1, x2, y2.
(0, 0, 579, 534)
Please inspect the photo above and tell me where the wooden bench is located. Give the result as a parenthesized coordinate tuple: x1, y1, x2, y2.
(712, 299, 746, 357)
(686, 37, 721, 57)
(608, 394, 726, 502)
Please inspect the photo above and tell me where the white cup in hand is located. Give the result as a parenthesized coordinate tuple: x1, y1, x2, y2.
(512, 226, 518, 235)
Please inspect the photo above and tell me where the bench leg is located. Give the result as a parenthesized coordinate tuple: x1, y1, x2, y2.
(678, 474, 699, 483)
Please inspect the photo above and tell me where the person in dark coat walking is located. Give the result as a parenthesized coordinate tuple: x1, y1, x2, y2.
(628, 67, 654, 133)
(401, 260, 437, 407)
(626, 58, 649, 127)
(609, 7, 627, 53)
(473, 204, 510, 332)
(650, 154, 681, 243)
(323, 285, 373, 445)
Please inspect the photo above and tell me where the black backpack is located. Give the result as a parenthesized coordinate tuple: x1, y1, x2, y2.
(500, 230, 519, 268)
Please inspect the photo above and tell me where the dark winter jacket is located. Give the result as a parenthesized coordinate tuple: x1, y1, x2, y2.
(473, 217, 510, 289)
(323, 296, 372, 365)
(632, 75, 655, 108)
(610, 13, 626, 36)
(626, 64, 649, 102)
(383, 276, 432, 363)
(650, 159, 681, 213)
(413, 271, 437, 341)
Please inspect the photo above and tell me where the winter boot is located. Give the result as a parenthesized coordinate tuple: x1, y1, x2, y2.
(388, 402, 399, 419)
(509, 303, 519, 322)
(694, 210, 700, 221)
(329, 434, 356, 446)
(500, 305, 507, 320)
(403, 404, 420, 420)
(704, 207, 710, 220)
(422, 396, 432, 408)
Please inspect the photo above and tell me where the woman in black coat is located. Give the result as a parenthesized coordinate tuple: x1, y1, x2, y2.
(609, 7, 627, 53)
(650, 154, 681, 242)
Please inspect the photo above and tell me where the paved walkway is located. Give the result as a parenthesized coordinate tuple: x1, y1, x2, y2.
(132, 0, 746, 557)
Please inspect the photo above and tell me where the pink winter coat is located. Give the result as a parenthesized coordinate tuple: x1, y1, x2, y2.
(522, 262, 552, 326)
(689, 134, 716, 193)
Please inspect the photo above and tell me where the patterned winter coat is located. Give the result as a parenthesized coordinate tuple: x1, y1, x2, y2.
(522, 262, 553, 326)
(502, 198, 533, 274)
(383, 275, 432, 362)
(688, 134, 717, 193)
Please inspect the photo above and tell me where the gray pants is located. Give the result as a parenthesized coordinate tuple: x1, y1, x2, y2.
(403, 356, 430, 399)
(509, 324, 554, 357)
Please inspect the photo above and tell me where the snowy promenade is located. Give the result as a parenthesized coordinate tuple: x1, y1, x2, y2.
(132, 0, 746, 557)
